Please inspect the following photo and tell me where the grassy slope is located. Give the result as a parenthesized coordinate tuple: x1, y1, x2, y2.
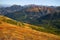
(0, 17, 60, 40)
(4, 10, 60, 35)
(0, 15, 60, 35)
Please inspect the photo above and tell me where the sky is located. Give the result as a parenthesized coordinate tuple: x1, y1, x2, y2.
(0, 0, 60, 6)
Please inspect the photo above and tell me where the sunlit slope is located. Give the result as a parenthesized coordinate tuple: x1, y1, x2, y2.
(0, 20, 60, 40)
(0, 15, 24, 27)
(0, 15, 60, 35)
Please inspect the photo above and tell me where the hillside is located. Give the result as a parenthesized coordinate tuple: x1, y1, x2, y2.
(0, 16, 60, 40)
(0, 5, 60, 39)
(3, 5, 60, 35)
(0, 15, 60, 35)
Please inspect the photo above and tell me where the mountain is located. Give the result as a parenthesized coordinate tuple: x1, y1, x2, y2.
(0, 5, 57, 15)
(0, 5, 23, 15)
(0, 15, 60, 40)
(0, 5, 60, 35)
(2, 5, 56, 20)
(0, 4, 11, 8)
(3, 5, 60, 24)
(56, 6, 60, 10)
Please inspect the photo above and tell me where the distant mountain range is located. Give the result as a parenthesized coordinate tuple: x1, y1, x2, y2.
(0, 5, 60, 35)
(0, 4, 11, 8)
(0, 5, 60, 14)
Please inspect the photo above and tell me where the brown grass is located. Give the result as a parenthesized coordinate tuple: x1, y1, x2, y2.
(0, 21, 60, 40)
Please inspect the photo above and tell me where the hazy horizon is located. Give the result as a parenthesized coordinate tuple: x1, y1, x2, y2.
(0, 0, 60, 6)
